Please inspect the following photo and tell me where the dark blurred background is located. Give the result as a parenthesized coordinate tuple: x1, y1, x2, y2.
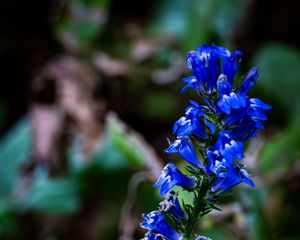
(0, 0, 300, 239)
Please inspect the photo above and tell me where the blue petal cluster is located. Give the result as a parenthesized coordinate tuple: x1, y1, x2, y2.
(159, 191, 187, 220)
(165, 137, 202, 168)
(141, 211, 182, 240)
(183, 44, 242, 94)
(173, 101, 208, 139)
(153, 162, 196, 196)
(140, 43, 271, 240)
(195, 236, 212, 240)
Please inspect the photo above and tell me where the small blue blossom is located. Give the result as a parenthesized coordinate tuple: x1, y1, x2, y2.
(195, 236, 212, 240)
(159, 191, 187, 220)
(140, 211, 182, 240)
(224, 98, 271, 141)
(181, 76, 199, 94)
(238, 67, 259, 94)
(217, 77, 247, 114)
(165, 137, 202, 168)
(205, 130, 252, 192)
(211, 166, 254, 193)
(153, 162, 197, 196)
(207, 131, 243, 164)
(248, 98, 272, 121)
(204, 118, 216, 134)
(141, 231, 164, 240)
(221, 49, 243, 84)
(173, 101, 207, 139)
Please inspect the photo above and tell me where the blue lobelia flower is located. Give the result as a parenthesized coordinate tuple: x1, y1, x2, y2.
(238, 67, 259, 94)
(224, 98, 271, 142)
(214, 65, 271, 142)
(183, 43, 242, 95)
(173, 101, 207, 139)
(141, 231, 164, 240)
(153, 162, 197, 196)
(206, 131, 246, 190)
(181, 76, 199, 94)
(217, 75, 247, 114)
(140, 211, 182, 240)
(221, 49, 243, 84)
(165, 136, 202, 168)
(207, 130, 243, 164)
(211, 165, 254, 193)
(159, 191, 187, 220)
(195, 236, 212, 240)
(248, 98, 271, 121)
(206, 152, 228, 175)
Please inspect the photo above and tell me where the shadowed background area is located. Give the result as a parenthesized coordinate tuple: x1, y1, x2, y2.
(0, 0, 300, 239)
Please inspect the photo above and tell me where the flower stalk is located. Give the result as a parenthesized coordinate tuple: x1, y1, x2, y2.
(140, 43, 271, 240)
(183, 176, 209, 240)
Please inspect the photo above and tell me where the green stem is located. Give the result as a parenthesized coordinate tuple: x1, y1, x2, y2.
(183, 177, 209, 240)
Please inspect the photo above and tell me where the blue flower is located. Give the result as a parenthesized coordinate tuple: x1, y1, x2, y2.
(206, 154, 228, 175)
(221, 49, 243, 84)
(195, 236, 212, 240)
(224, 98, 271, 142)
(181, 76, 199, 94)
(153, 162, 196, 196)
(141, 231, 164, 240)
(159, 191, 187, 220)
(204, 118, 216, 134)
(208, 131, 243, 163)
(248, 98, 271, 121)
(217, 76, 247, 114)
(183, 43, 242, 94)
(238, 67, 259, 94)
(165, 136, 202, 168)
(140, 211, 182, 240)
(211, 166, 254, 193)
(173, 101, 207, 139)
(207, 132, 253, 193)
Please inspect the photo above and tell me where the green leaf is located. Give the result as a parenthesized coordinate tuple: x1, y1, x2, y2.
(19, 177, 80, 214)
(105, 114, 148, 167)
(172, 185, 194, 207)
(0, 118, 32, 196)
(68, 113, 149, 171)
(209, 204, 222, 211)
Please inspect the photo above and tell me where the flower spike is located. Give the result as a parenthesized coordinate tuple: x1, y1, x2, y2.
(140, 43, 271, 240)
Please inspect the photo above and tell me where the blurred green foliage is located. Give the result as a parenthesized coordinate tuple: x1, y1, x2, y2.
(254, 44, 300, 110)
(259, 116, 300, 172)
(0, 116, 154, 238)
(255, 44, 300, 174)
(20, 177, 80, 214)
(0, 118, 32, 196)
(53, 0, 110, 51)
(150, 0, 248, 50)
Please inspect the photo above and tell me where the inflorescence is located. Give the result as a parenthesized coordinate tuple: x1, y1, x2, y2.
(140, 43, 271, 240)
